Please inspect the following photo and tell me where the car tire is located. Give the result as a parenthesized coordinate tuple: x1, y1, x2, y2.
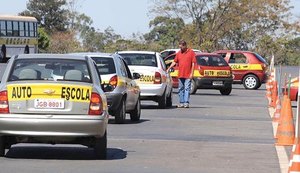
(0, 136, 5, 157)
(243, 74, 260, 90)
(190, 79, 197, 94)
(158, 91, 167, 109)
(220, 86, 232, 95)
(94, 131, 107, 160)
(166, 89, 172, 107)
(130, 98, 141, 121)
(114, 98, 126, 124)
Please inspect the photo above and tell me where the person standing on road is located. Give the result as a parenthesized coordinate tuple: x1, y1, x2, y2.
(167, 40, 196, 108)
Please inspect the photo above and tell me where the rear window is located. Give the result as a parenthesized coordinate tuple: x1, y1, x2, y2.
(119, 53, 157, 67)
(196, 55, 228, 67)
(91, 57, 116, 75)
(8, 59, 91, 82)
(254, 53, 268, 64)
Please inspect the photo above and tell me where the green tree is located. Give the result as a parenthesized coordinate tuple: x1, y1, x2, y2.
(144, 16, 185, 49)
(19, 0, 68, 33)
(81, 27, 106, 52)
(150, 0, 297, 52)
(37, 27, 50, 53)
(66, 0, 93, 37)
(285, 37, 300, 65)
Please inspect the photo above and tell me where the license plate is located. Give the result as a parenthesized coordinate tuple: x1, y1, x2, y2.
(212, 81, 223, 86)
(34, 99, 65, 109)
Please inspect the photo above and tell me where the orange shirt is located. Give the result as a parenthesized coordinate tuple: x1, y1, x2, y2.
(174, 49, 196, 79)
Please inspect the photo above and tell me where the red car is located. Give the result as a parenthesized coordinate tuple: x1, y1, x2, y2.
(214, 50, 268, 89)
(165, 52, 233, 95)
(283, 77, 299, 101)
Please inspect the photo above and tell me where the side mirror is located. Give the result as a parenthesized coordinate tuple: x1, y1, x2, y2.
(168, 68, 175, 73)
(133, 72, 141, 79)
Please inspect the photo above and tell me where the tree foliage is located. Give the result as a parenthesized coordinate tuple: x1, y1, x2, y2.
(48, 31, 81, 53)
(20, 0, 68, 33)
(17, 0, 299, 65)
(144, 16, 185, 48)
(148, 0, 299, 64)
(37, 27, 50, 53)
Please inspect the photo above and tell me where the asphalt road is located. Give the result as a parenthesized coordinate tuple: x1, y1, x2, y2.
(0, 83, 283, 173)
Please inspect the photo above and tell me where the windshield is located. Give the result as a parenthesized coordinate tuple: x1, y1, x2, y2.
(119, 53, 157, 67)
(196, 55, 228, 67)
(8, 59, 91, 82)
(91, 57, 116, 75)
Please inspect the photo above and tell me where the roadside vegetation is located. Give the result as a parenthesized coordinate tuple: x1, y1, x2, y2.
(20, 0, 300, 65)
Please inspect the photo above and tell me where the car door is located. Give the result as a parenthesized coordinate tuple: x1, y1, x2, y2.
(118, 57, 137, 110)
(158, 54, 172, 93)
(227, 53, 249, 81)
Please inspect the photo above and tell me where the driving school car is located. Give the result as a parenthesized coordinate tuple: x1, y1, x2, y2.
(214, 50, 268, 89)
(283, 77, 299, 101)
(117, 51, 173, 108)
(0, 54, 109, 159)
(165, 52, 233, 95)
(160, 48, 201, 59)
(73, 52, 141, 124)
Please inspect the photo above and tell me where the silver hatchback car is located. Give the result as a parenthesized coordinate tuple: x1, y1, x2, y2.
(0, 54, 109, 159)
(72, 52, 141, 124)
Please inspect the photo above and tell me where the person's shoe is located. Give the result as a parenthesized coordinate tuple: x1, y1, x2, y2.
(184, 103, 189, 108)
(177, 104, 184, 108)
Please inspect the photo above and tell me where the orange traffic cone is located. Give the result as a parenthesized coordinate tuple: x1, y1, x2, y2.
(269, 81, 278, 108)
(275, 94, 289, 139)
(272, 96, 281, 122)
(266, 80, 273, 102)
(276, 96, 295, 146)
(288, 140, 300, 172)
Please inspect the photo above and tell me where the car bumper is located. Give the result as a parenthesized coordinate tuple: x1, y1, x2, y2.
(194, 77, 233, 89)
(139, 84, 166, 99)
(0, 114, 108, 137)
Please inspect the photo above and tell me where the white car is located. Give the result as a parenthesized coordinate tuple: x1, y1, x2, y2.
(117, 51, 173, 108)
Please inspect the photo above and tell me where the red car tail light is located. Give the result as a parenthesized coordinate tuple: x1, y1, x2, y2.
(88, 92, 103, 115)
(262, 64, 267, 72)
(154, 72, 162, 84)
(109, 75, 118, 90)
(0, 91, 9, 113)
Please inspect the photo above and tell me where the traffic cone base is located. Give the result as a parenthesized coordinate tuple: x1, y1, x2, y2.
(288, 143, 300, 172)
(276, 97, 295, 146)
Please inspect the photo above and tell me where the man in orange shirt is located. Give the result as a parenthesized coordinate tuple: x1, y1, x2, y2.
(167, 40, 196, 108)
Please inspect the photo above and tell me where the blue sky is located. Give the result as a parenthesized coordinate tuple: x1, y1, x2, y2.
(1, 0, 299, 38)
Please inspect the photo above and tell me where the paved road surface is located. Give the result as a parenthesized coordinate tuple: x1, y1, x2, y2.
(0, 84, 283, 173)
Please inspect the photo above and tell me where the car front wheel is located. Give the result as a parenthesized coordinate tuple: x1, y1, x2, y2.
(130, 98, 141, 121)
(190, 79, 197, 94)
(243, 74, 260, 90)
(166, 89, 172, 107)
(220, 86, 232, 95)
(158, 91, 167, 109)
(114, 98, 126, 124)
